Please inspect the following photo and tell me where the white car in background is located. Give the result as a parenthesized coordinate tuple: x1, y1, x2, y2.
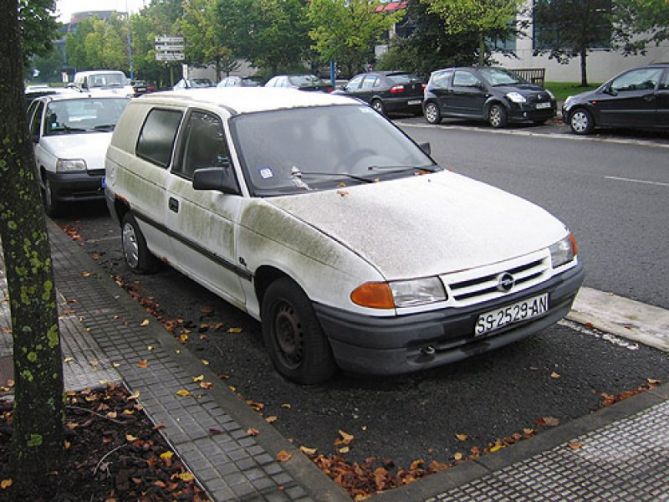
(105, 88, 584, 384)
(69, 70, 135, 97)
(27, 93, 129, 215)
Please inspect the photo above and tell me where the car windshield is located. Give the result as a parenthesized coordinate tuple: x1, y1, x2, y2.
(87, 73, 126, 87)
(288, 75, 323, 87)
(44, 98, 129, 135)
(479, 68, 526, 86)
(231, 105, 437, 196)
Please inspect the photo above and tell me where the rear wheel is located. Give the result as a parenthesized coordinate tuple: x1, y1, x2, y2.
(121, 213, 159, 273)
(261, 278, 336, 384)
(488, 104, 508, 128)
(424, 102, 442, 124)
(569, 108, 594, 135)
(371, 99, 385, 115)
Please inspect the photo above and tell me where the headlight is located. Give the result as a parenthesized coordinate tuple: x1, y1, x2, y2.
(549, 233, 578, 268)
(506, 92, 526, 104)
(545, 89, 555, 100)
(351, 277, 447, 309)
(56, 158, 87, 173)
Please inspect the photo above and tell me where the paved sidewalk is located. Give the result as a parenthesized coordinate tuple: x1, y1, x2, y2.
(1, 221, 668, 501)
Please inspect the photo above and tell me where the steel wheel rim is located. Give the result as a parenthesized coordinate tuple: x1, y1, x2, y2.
(122, 222, 140, 269)
(425, 104, 438, 123)
(571, 111, 589, 133)
(489, 106, 501, 127)
(372, 101, 383, 113)
(273, 301, 304, 369)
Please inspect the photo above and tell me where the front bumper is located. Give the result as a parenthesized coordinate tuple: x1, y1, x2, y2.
(314, 263, 584, 375)
(508, 102, 557, 123)
(45, 170, 105, 203)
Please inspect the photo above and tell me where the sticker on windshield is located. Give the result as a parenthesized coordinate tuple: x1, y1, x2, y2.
(258, 167, 273, 179)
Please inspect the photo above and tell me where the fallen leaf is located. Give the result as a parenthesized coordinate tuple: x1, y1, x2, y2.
(1, 479, 12, 489)
(131, 477, 142, 485)
(179, 333, 189, 343)
(176, 389, 191, 397)
(111, 362, 121, 368)
(64, 356, 74, 363)
(126, 434, 139, 442)
(228, 327, 242, 334)
(137, 359, 149, 369)
(453, 452, 463, 461)
(281, 403, 292, 409)
(489, 443, 504, 453)
(65, 422, 78, 430)
(276, 450, 292, 462)
(160, 451, 174, 460)
(338, 446, 350, 454)
(228, 385, 236, 392)
(81, 272, 92, 278)
(192, 374, 204, 382)
(178, 472, 195, 482)
(265, 415, 278, 423)
(140, 319, 150, 327)
(647, 378, 661, 385)
(64, 440, 71, 450)
(337, 429, 354, 446)
(106, 411, 117, 419)
(567, 439, 583, 450)
(246, 427, 259, 436)
(201, 359, 209, 366)
(127, 391, 140, 401)
(199, 381, 213, 390)
(246, 400, 265, 412)
(147, 345, 155, 351)
(550, 371, 561, 379)
(299, 445, 317, 455)
(154, 480, 167, 488)
(455, 433, 468, 441)
(538, 416, 560, 427)
(523, 428, 535, 436)
(429, 460, 449, 472)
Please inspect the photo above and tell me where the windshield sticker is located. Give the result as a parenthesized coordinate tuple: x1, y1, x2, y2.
(258, 167, 273, 179)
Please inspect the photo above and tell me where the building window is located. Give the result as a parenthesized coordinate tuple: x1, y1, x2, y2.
(532, 0, 612, 51)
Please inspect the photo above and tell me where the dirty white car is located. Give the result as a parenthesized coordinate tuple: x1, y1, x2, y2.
(27, 93, 129, 215)
(105, 88, 584, 384)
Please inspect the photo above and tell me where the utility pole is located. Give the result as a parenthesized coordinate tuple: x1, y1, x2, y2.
(125, 0, 134, 79)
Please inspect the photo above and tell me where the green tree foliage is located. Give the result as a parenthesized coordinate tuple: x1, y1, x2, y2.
(219, 0, 311, 75)
(613, 0, 669, 54)
(307, 0, 404, 77)
(180, 0, 239, 80)
(65, 15, 128, 71)
(19, 0, 59, 62)
(376, 0, 480, 75)
(1, 0, 64, 495)
(419, 0, 525, 65)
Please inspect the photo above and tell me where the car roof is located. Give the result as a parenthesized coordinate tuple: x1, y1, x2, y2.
(138, 87, 356, 115)
(75, 70, 126, 76)
(39, 91, 129, 102)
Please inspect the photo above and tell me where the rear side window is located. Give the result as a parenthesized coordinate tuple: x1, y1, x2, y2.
(136, 108, 183, 168)
(430, 70, 452, 89)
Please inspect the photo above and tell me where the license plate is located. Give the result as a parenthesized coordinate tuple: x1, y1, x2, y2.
(536, 102, 551, 109)
(474, 294, 549, 336)
(408, 99, 422, 105)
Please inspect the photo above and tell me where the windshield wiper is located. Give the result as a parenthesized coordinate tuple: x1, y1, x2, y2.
(367, 165, 439, 173)
(291, 167, 374, 183)
(93, 124, 116, 131)
(49, 125, 87, 134)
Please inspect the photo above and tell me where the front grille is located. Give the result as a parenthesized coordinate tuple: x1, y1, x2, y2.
(443, 255, 550, 306)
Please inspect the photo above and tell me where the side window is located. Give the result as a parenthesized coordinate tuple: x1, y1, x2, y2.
(361, 76, 377, 89)
(176, 111, 233, 181)
(453, 71, 481, 88)
(136, 108, 183, 168)
(660, 71, 669, 90)
(30, 102, 44, 137)
(346, 75, 364, 91)
(611, 68, 662, 92)
(431, 71, 453, 89)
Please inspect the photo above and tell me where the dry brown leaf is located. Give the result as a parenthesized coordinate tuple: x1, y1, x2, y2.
(247, 427, 260, 436)
(265, 415, 278, 423)
(647, 378, 661, 385)
(179, 333, 189, 343)
(228, 327, 242, 334)
(550, 371, 561, 379)
(140, 319, 150, 327)
(160, 451, 174, 460)
(337, 429, 354, 445)
(281, 403, 292, 409)
(199, 381, 213, 390)
(176, 389, 191, 397)
(126, 434, 139, 442)
(1, 479, 13, 489)
(455, 433, 468, 441)
(539, 416, 560, 427)
(276, 450, 292, 462)
(178, 472, 195, 482)
(453, 452, 463, 461)
(299, 445, 317, 455)
(81, 272, 92, 278)
(192, 374, 204, 382)
(137, 359, 149, 369)
(338, 446, 350, 454)
(567, 439, 583, 450)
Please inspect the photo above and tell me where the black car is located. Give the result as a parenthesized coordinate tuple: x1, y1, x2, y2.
(423, 67, 556, 127)
(264, 74, 332, 92)
(562, 63, 669, 135)
(217, 75, 264, 87)
(335, 71, 424, 115)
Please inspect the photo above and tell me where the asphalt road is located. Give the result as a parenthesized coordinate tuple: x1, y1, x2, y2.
(52, 118, 669, 469)
(396, 118, 669, 310)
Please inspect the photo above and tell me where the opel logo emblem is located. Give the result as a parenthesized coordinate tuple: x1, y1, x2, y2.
(497, 272, 515, 292)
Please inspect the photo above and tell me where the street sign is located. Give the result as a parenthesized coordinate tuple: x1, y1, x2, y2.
(156, 52, 185, 61)
(155, 35, 185, 61)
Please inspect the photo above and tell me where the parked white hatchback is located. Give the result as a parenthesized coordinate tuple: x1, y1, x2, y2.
(105, 88, 584, 384)
(27, 92, 129, 215)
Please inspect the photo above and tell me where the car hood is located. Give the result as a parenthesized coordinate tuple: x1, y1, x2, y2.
(268, 171, 567, 279)
(41, 132, 113, 171)
(565, 89, 599, 106)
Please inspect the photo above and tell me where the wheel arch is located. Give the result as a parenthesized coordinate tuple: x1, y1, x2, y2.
(484, 98, 510, 118)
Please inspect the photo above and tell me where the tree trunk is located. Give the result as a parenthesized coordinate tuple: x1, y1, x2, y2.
(579, 47, 588, 86)
(478, 33, 486, 66)
(215, 56, 221, 82)
(0, 0, 64, 494)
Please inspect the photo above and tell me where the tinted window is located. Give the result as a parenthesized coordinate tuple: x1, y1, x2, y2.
(361, 76, 378, 89)
(136, 109, 183, 168)
(386, 74, 417, 85)
(176, 111, 233, 180)
(611, 68, 663, 92)
(479, 68, 523, 86)
(430, 70, 452, 89)
(346, 75, 364, 90)
(453, 71, 481, 87)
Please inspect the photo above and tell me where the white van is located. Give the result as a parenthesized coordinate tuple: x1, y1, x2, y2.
(71, 70, 134, 96)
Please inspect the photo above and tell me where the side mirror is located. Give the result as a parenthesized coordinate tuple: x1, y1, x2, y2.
(604, 85, 618, 96)
(192, 167, 240, 195)
(418, 142, 431, 156)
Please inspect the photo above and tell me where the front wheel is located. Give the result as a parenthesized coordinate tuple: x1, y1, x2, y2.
(121, 212, 159, 274)
(569, 108, 594, 135)
(261, 278, 336, 384)
(488, 104, 508, 128)
(424, 102, 442, 124)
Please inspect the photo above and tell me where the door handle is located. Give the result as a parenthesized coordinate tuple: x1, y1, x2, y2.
(643, 94, 657, 102)
(168, 197, 179, 213)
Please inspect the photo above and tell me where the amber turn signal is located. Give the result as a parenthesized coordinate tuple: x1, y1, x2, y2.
(569, 232, 579, 256)
(350, 282, 395, 309)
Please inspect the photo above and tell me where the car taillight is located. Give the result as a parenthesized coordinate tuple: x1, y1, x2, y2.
(390, 85, 405, 94)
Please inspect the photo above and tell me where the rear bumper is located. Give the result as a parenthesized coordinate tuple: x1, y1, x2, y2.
(383, 96, 424, 113)
(314, 263, 584, 375)
(45, 170, 105, 203)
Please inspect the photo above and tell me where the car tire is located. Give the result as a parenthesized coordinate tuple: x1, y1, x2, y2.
(121, 212, 159, 274)
(261, 277, 336, 384)
(424, 102, 442, 124)
(42, 178, 62, 217)
(533, 119, 547, 125)
(488, 104, 508, 128)
(371, 99, 385, 115)
(569, 108, 594, 135)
